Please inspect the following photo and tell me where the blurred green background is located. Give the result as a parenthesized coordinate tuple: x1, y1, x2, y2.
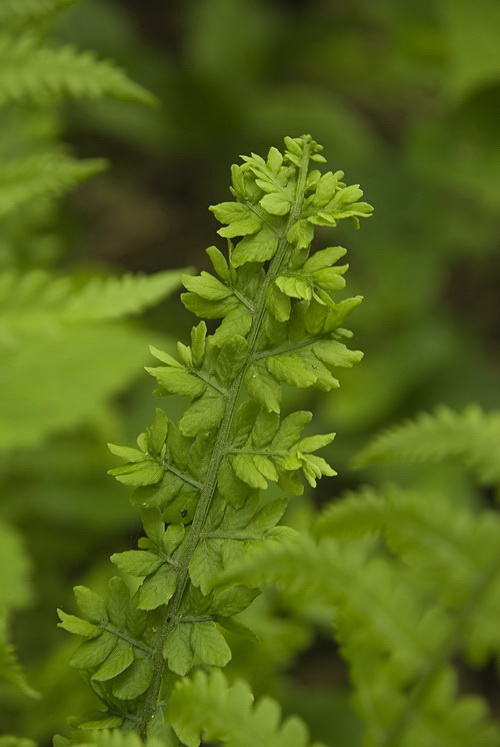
(1, 0, 499, 744)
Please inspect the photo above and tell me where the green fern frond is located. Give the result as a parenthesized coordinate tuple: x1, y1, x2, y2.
(0, 0, 81, 22)
(0, 34, 157, 107)
(63, 271, 188, 323)
(58, 135, 371, 737)
(0, 631, 39, 699)
(0, 268, 183, 448)
(0, 329, 180, 452)
(316, 486, 500, 665)
(0, 269, 184, 345)
(167, 669, 325, 747)
(221, 520, 500, 746)
(354, 405, 500, 485)
(0, 154, 108, 218)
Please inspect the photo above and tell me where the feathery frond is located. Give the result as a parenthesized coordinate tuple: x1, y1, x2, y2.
(223, 486, 500, 747)
(0, 34, 157, 107)
(355, 405, 500, 486)
(58, 135, 371, 740)
(0, 154, 108, 218)
(167, 669, 325, 747)
(0, 269, 184, 346)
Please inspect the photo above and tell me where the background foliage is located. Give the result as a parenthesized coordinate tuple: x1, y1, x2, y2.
(1, 0, 499, 744)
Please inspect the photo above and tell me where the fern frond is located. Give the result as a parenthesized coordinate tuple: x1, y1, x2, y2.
(0, 34, 157, 107)
(0, 630, 39, 699)
(63, 271, 188, 323)
(167, 669, 325, 747)
(0, 324, 167, 450)
(0, 269, 184, 345)
(0, 268, 183, 449)
(0, 154, 108, 218)
(221, 526, 500, 747)
(0, 0, 81, 22)
(60, 135, 371, 737)
(316, 486, 500, 665)
(355, 405, 500, 485)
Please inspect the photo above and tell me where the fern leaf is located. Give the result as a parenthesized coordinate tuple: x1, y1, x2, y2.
(64, 136, 371, 736)
(0, 34, 157, 106)
(0, 269, 184, 346)
(0, 631, 39, 699)
(167, 669, 325, 747)
(0, 324, 169, 450)
(62, 271, 186, 323)
(316, 486, 500, 665)
(221, 531, 500, 747)
(355, 405, 500, 485)
(313, 485, 389, 539)
(0, 154, 107, 218)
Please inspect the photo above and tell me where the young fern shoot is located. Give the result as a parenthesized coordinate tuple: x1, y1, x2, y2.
(57, 135, 373, 742)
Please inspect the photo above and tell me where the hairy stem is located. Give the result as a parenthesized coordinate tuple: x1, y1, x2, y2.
(136, 141, 312, 737)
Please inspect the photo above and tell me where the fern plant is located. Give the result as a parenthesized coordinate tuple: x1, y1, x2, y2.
(0, 0, 180, 721)
(0, 0, 155, 264)
(224, 406, 500, 746)
(56, 134, 372, 742)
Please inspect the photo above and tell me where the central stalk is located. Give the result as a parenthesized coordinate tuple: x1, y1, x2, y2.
(136, 140, 313, 736)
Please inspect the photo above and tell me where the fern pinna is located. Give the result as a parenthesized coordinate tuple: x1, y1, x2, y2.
(56, 135, 372, 743)
(222, 407, 500, 747)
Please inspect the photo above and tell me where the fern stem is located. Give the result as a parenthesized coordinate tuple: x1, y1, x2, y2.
(135, 140, 313, 738)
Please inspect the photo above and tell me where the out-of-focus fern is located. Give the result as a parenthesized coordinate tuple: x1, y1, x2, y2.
(224, 497, 500, 746)
(0, 269, 185, 345)
(0, 3, 174, 735)
(0, 0, 174, 453)
(0, 155, 108, 218)
(0, 0, 155, 258)
(0, 34, 156, 107)
(221, 396, 500, 747)
(166, 670, 324, 747)
(0, 269, 185, 450)
(355, 405, 500, 486)
(0, 268, 185, 449)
